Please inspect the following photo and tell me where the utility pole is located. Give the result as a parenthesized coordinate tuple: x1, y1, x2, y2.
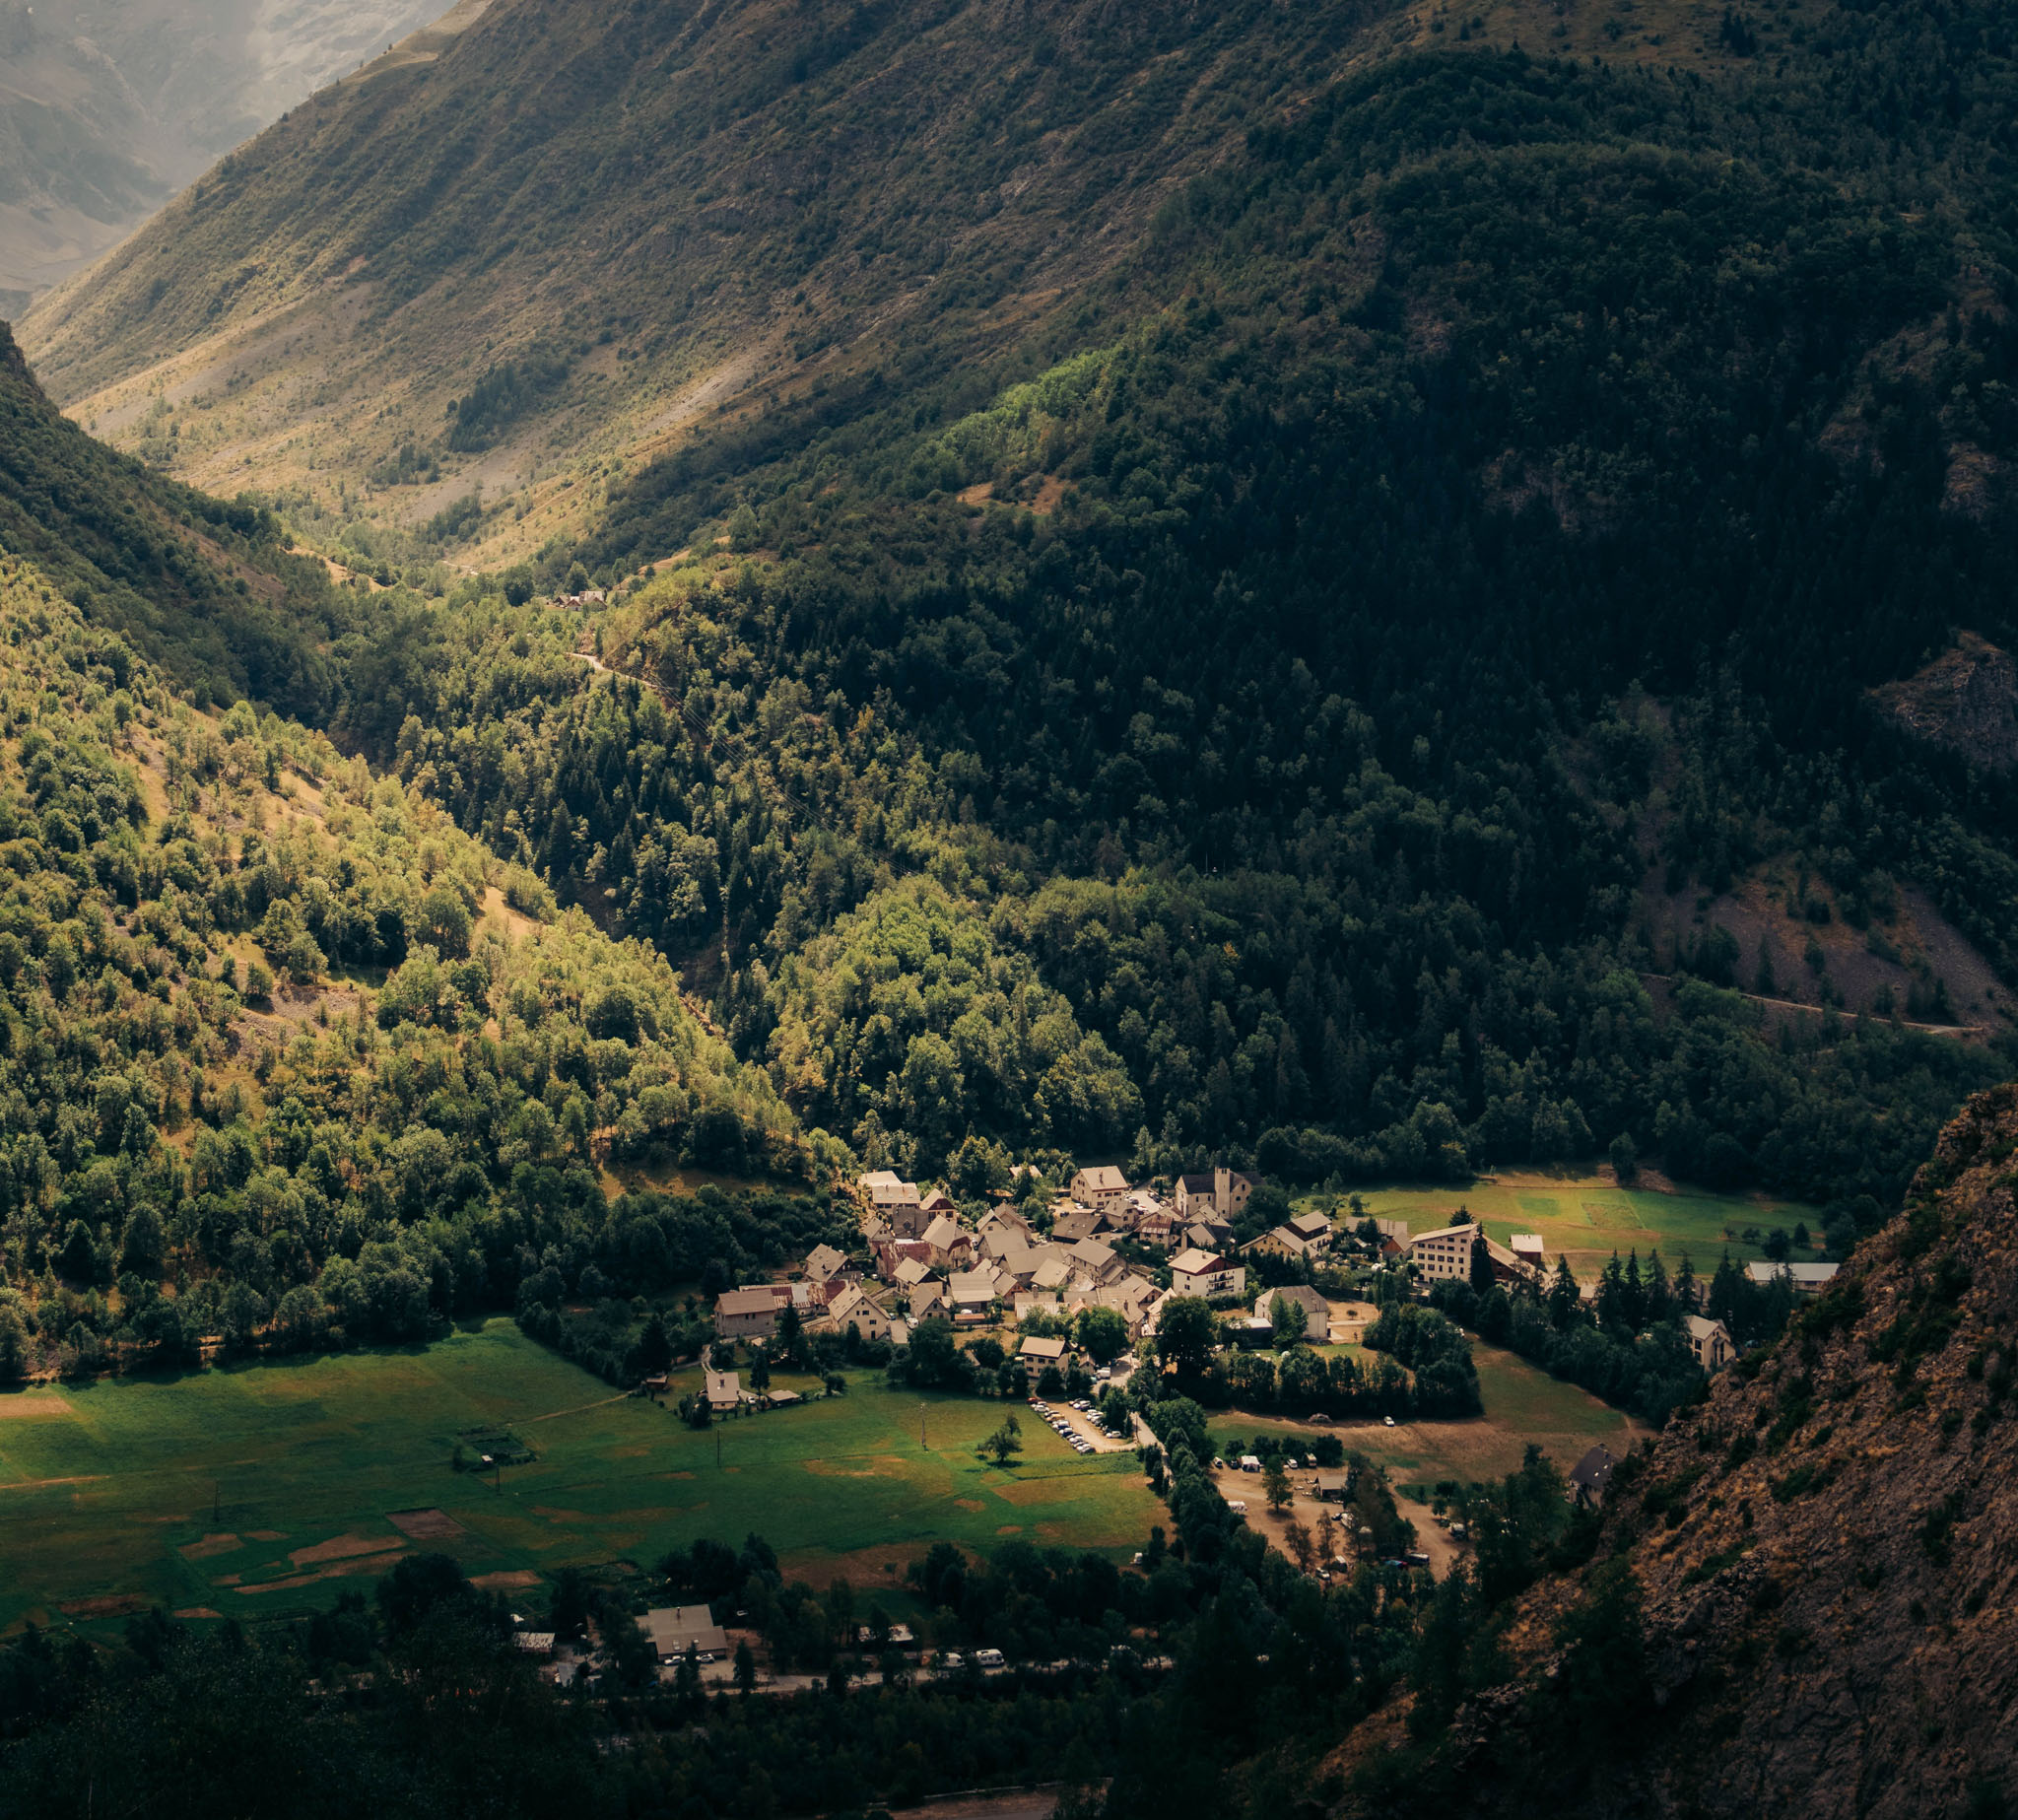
(919, 1404, 927, 1450)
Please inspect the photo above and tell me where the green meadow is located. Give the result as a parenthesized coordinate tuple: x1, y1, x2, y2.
(1344, 1174, 1821, 1275)
(0, 1321, 1158, 1634)
(1209, 1343, 1638, 1491)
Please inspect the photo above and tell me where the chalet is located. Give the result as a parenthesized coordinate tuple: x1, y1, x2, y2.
(1020, 1334, 1068, 1364)
(874, 1238, 933, 1283)
(1745, 1261, 1841, 1295)
(977, 1206, 1036, 1244)
(1069, 1165, 1130, 1216)
(1092, 1275, 1160, 1335)
(859, 1171, 926, 1239)
(1051, 1206, 1103, 1246)
(823, 1284, 892, 1343)
(1031, 1253, 1073, 1295)
(803, 1244, 848, 1282)
(1685, 1314, 1734, 1373)
(948, 1270, 999, 1322)
(714, 1287, 779, 1340)
(705, 1370, 742, 1411)
(1570, 1445, 1616, 1508)
(640, 1606, 730, 1663)
(919, 1190, 958, 1219)
(920, 1213, 975, 1270)
(1255, 1284, 1331, 1343)
(1248, 1208, 1333, 1260)
(1067, 1238, 1124, 1285)
(1171, 1247, 1245, 1299)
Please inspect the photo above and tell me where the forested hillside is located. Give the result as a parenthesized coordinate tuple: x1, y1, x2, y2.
(0, 343, 815, 1376)
(13, 0, 2018, 1230)
(273, 19, 2018, 1225)
(0, 323, 335, 715)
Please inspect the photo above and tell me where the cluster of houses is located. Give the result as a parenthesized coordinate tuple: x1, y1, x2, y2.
(708, 1167, 1838, 1385)
(1396, 1218, 1840, 1377)
(708, 1164, 1278, 1353)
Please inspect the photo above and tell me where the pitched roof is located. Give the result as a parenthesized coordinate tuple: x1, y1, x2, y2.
(804, 1244, 846, 1278)
(921, 1213, 967, 1249)
(640, 1606, 729, 1658)
(1020, 1334, 1067, 1360)
(1410, 1222, 1480, 1245)
(1288, 1210, 1331, 1239)
(1258, 1284, 1329, 1316)
(1684, 1314, 1729, 1341)
(1074, 1165, 1129, 1192)
(948, 1270, 998, 1304)
(716, 1287, 778, 1316)
(1570, 1446, 1615, 1492)
(1745, 1261, 1840, 1286)
(1171, 1247, 1227, 1275)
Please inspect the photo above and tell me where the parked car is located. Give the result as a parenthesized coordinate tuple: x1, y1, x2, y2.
(1382, 1416, 1396, 1428)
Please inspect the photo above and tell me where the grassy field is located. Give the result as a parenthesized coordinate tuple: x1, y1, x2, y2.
(1207, 1343, 1638, 1493)
(1339, 1172, 1821, 1276)
(0, 1321, 1158, 1635)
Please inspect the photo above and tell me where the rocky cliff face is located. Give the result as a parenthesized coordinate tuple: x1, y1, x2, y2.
(1357, 1084, 2018, 1819)
(1871, 631, 2018, 774)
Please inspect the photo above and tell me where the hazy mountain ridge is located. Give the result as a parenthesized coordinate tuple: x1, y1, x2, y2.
(0, 0, 445, 308)
(15, 0, 1463, 554)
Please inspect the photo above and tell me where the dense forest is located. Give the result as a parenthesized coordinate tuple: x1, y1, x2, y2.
(0, 553, 825, 1381)
(313, 34, 2018, 1211)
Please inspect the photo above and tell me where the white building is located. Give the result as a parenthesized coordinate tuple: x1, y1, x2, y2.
(1069, 1165, 1130, 1215)
(1684, 1314, 1734, 1372)
(1744, 1261, 1840, 1295)
(1171, 1247, 1244, 1299)
(1408, 1222, 1480, 1283)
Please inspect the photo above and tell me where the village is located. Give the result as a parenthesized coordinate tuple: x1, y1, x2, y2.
(699, 1160, 1839, 1414)
(584, 1159, 1849, 1692)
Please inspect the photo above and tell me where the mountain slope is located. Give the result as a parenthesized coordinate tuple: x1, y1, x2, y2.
(0, 0, 450, 311)
(0, 319, 335, 712)
(15, 0, 1502, 554)
(1336, 1081, 2018, 1819)
(0, 341, 808, 1380)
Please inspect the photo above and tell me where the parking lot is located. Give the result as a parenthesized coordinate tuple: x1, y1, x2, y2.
(1027, 1395, 1136, 1454)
